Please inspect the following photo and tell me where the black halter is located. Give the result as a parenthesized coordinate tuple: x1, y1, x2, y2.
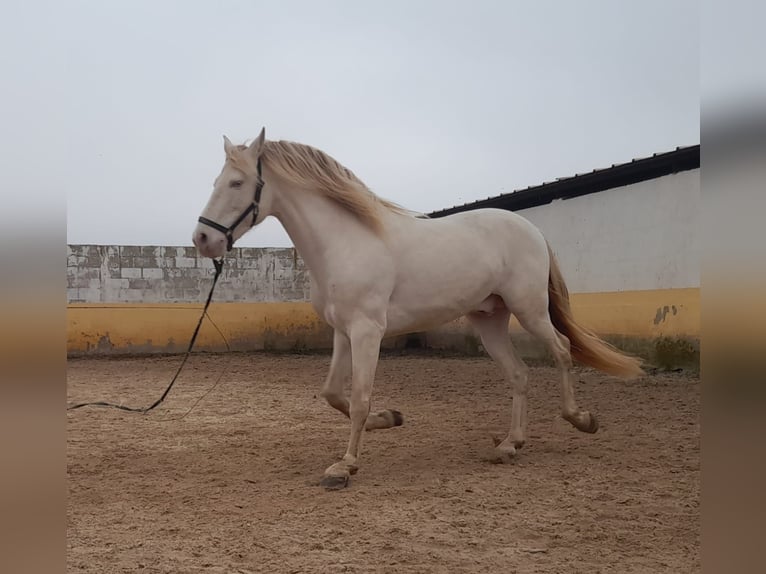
(198, 158, 264, 251)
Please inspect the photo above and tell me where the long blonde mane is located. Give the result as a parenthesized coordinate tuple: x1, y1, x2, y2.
(229, 140, 420, 232)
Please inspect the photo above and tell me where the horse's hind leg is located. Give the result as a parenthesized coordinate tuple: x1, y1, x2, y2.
(320, 329, 403, 431)
(468, 306, 529, 459)
(513, 302, 598, 434)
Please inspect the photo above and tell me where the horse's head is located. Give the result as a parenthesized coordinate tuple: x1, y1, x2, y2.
(193, 127, 272, 258)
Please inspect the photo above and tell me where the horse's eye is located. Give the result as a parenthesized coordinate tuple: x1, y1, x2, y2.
(230, 180, 243, 189)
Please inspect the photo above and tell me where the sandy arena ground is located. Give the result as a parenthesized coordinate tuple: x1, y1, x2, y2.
(67, 354, 700, 573)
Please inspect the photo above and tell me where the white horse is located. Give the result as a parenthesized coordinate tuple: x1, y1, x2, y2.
(193, 128, 643, 489)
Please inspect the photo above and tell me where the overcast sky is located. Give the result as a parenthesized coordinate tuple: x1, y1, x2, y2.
(3, 1, 699, 248)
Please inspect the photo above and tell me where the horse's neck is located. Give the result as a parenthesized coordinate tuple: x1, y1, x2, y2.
(270, 181, 375, 281)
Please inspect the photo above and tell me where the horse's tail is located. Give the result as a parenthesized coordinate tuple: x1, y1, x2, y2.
(546, 242, 644, 379)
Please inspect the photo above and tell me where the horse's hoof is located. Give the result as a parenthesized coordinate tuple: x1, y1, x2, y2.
(491, 439, 518, 463)
(490, 448, 517, 464)
(320, 474, 349, 490)
(364, 410, 405, 431)
(583, 413, 599, 434)
(490, 433, 524, 449)
(565, 411, 599, 434)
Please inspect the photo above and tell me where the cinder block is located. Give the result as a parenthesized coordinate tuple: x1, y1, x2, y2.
(115, 289, 146, 303)
(104, 278, 129, 289)
(104, 246, 121, 271)
(175, 256, 197, 268)
(117, 256, 134, 269)
(163, 288, 185, 301)
(77, 287, 103, 303)
(274, 269, 294, 281)
(80, 245, 101, 258)
(161, 246, 197, 259)
(161, 267, 184, 279)
(120, 246, 142, 257)
(160, 246, 181, 259)
(142, 268, 163, 279)
(194, 268, 215, 279)
(134, 256, 159, 268)
(100, 266, 120, 279)
(89, 258, 105, 271)
(143, 278, 165, 291)
(71, 275, 101, 289)
(157, 254, 174, 268)
(77, 268, 101, 280)
(238, 256, 263, 270)
(223, 268, 245, 280)
(183, 288, 202, 300)
(128, 278, 151, 289)
(160, 268, 193, 280)
(281, 290, 305, 302)
(121, 267, 142, 279)
(176, 278, 201, 289)
(67, 255, 84, 267)
(221, 258, 239, 270)
(141, 246, 161, 257)
(139, 289, 163, 304)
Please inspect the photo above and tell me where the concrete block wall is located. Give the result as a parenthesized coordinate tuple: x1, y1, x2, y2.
(67, 245, 312, 304)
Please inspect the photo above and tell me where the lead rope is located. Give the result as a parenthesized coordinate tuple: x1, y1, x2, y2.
(67, 258, 229, 415)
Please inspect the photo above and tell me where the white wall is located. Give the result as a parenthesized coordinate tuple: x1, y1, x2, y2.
(517, 169, 700, 293)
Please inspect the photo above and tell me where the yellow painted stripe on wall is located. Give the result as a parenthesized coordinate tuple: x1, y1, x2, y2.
(400, 288, 700, 340)
(567, 287, 699, 337)
(67, 288, 699, 353)
(67, 302, 329, 353)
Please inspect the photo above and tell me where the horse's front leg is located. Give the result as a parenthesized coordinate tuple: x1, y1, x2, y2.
(319, 329, 351, 416)
(320, 329, 404, 431)
(320, 319, 384, 490)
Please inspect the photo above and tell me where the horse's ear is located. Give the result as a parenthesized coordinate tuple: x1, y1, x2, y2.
(223, 135, 235, 155)
(248, 127, 266, 158)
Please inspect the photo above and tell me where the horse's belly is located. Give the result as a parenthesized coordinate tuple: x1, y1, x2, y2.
(384, 294, 497, 337)
(384, 268, 498, 335)
(384, 308, 459, 337)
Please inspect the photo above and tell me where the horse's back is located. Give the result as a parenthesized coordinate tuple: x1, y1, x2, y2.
(392, 207, 547, 263)
(437, 207, 542, 237)
(381, 208, 550, 334)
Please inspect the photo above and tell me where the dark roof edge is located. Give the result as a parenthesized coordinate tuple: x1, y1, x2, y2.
(428, 144, 700, 217)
